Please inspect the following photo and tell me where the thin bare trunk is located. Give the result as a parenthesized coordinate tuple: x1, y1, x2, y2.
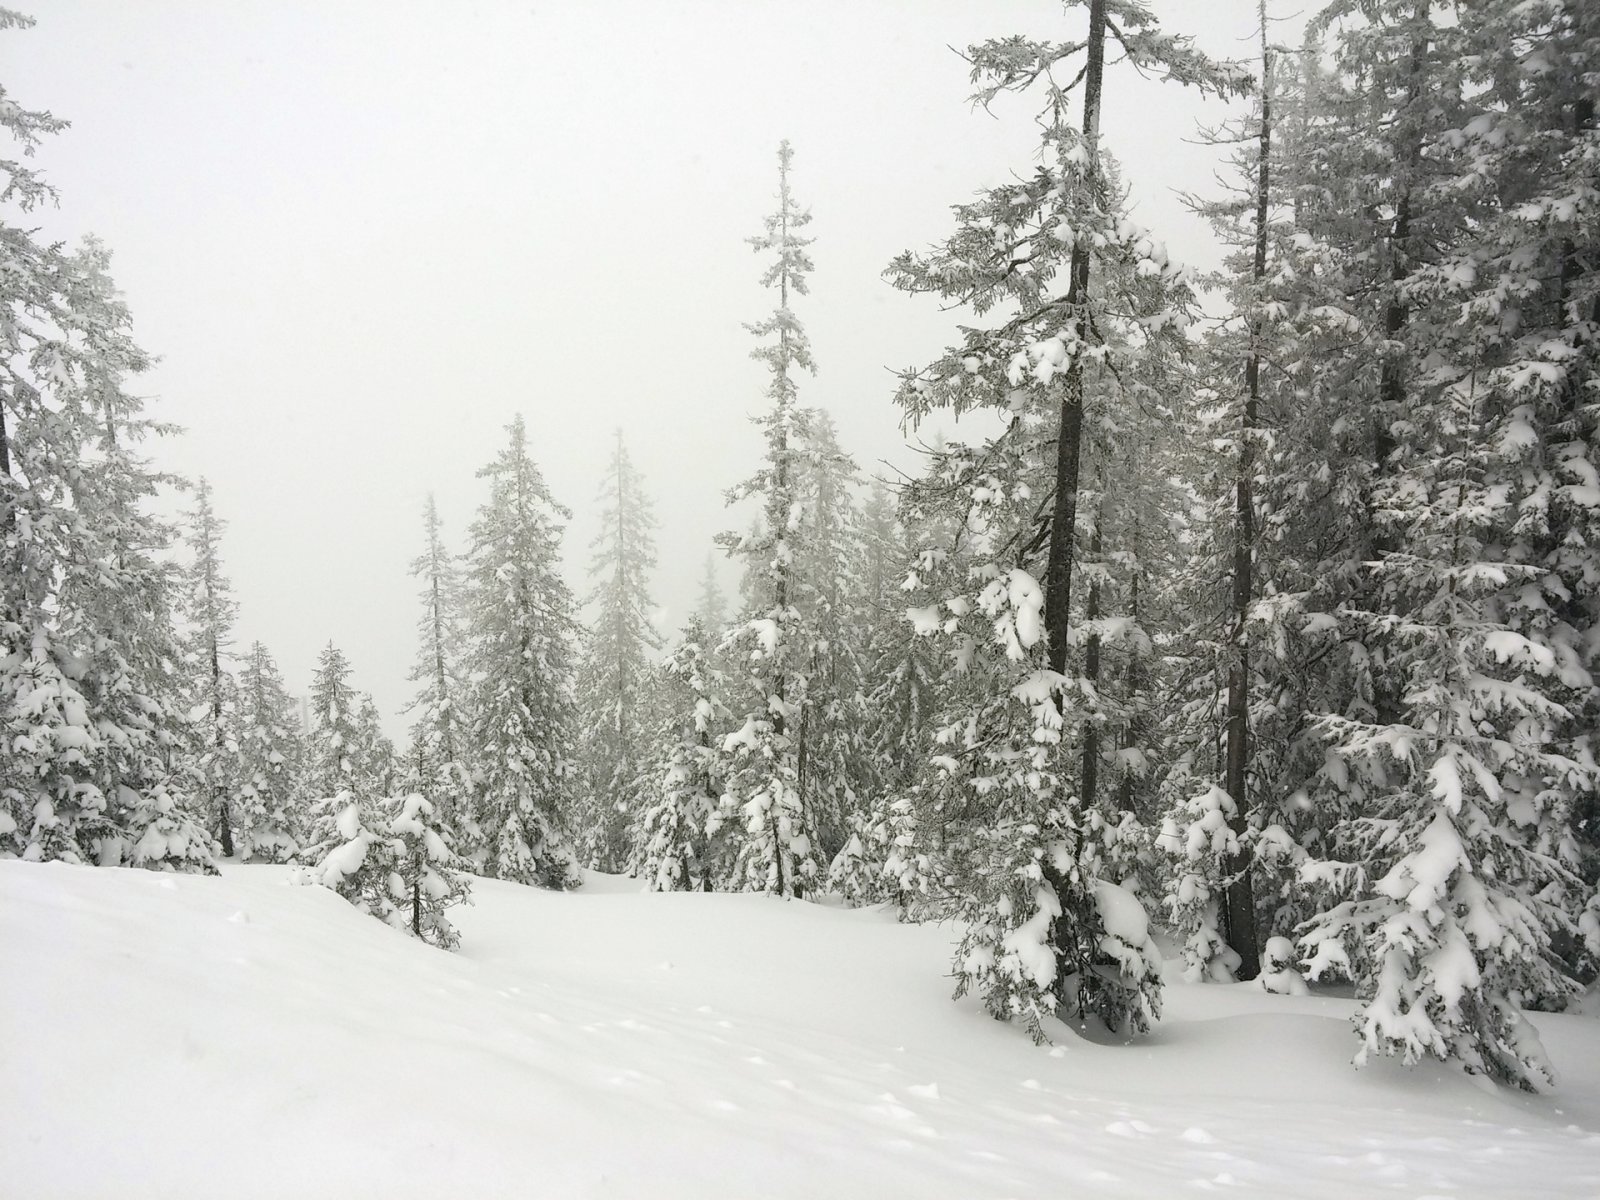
(1223, 6, 1272, 981)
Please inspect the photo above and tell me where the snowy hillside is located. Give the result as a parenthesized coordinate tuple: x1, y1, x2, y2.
(5, 862, 1600, 1199)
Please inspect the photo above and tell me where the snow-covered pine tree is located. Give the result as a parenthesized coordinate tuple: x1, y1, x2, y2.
(576, 429, 661, 872)
(885, 1, 1247, 1040)
(694, 551, 730, 641)
(789, 409, 868, 867)
(402, 494, 474, 846)
(180, 477, 242, 856)
(1159, 0, 1288, 982)
(715, 140, 821, 898)
(633, 617, 732, 891)
(0, 111, 212, 873)
(1296, 349, 1594, 1091)
(389, 793, 472, 949)
(233, 641, 303, 862)
(1277, 0, 1600, 1091)
(299, 641, 367, 863)
(463, 415, 581, 889)
(352, 692, 397, 799)
(313, 792, 401, 926)
(57, 238, 215, 872)
(1444, 0, 1600, 981)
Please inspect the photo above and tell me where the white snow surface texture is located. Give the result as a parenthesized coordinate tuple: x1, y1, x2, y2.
(4, 861, 1600, 1198)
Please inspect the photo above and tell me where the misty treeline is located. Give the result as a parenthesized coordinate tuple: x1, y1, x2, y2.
(4, 0, 1599, 1092)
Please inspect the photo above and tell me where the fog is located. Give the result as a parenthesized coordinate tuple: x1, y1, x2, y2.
(9, 0, 1285, 733)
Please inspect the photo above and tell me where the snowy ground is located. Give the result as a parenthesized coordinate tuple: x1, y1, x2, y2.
(4, 862, 1599, 1198)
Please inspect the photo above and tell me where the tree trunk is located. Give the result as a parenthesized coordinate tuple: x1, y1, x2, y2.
(1223, 7, 1271, 982)
(1042, 0, 1105, 682)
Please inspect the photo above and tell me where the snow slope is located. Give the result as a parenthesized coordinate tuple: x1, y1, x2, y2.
(4, 861, 1599, 1198)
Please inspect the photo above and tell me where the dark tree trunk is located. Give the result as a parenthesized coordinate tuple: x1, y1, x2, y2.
(1042, 0, 1105, 681)
(1041, 0, 1107, 1006)
(1222, 12, 1272, 982)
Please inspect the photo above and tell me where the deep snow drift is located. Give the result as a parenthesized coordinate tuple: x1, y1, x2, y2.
(4, 861, 1599, 1198)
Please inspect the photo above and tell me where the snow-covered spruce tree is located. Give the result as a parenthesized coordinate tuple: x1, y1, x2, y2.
(313, 793, 401, 926)
(352, 692, 398, 799)
(402, 494, 474, 846)
(576, 429, 661, 871)
(885, 2, 1247, 1040)
(694, 551, 730, 642)
(1296, 353, 1594, 1091)
(1158, 0, 1288, 982)
(180, 477, 242, 855)
(827, 484, 937, 907)
(389, 793, 472, 949)
(463, 415, 581, 889)
(1272, 0, 1600, 1090)
(632, 617, 731, 891)
(232, 641, 303, 862)
(789, 409, 869, 866)
(714, 140, 821, 898)
(1444, 0, 1600, 981)
(299, 641, 367, 863)
(0, 116, 212, 873)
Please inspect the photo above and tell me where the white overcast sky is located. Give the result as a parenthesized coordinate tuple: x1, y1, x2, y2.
(8, 0, 1296, 736)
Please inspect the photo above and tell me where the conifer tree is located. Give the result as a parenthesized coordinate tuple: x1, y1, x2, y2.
(0, 60, 212, 874)
(886, 1, 1247, 1039)
(716, 141, 822, 898)
(633, 618, 731, 891)
(300, 642, 367, 862)
(352, 692, 397, 799)
(695, 552, 729, 640)
(389, 793, 472, 949)
(233, 641, 303, 862)
(576, 430, 661, 871)
(1158, 0, 1287, 982)
(463, 415, 581, 889)
(314, 794, 401, 924)
(1265, 0, 1600, 1090)
(181, 477, 242, 856)
(403, 494, 473, 841)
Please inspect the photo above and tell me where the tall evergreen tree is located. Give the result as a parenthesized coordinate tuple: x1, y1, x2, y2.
(403, 494, 473, 841)
(694, 552, 729, 640)
(716, 140, 820, 898)
(0, 55, 212, 874)
(233, 641, 303, 862)
(181, 477, 241, 856)
(463, 415, 581, 889)
(633, 617, 731, 891)
(885, 1, 1247, 1039)
(576, 430, 661, 871)
(300, 641, 366, 863)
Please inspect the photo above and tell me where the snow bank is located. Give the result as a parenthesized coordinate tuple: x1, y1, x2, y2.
(3, 861, 1599, 1198)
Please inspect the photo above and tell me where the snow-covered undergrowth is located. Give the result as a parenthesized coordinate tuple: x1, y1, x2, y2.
(4, 861, 1599, 1199)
